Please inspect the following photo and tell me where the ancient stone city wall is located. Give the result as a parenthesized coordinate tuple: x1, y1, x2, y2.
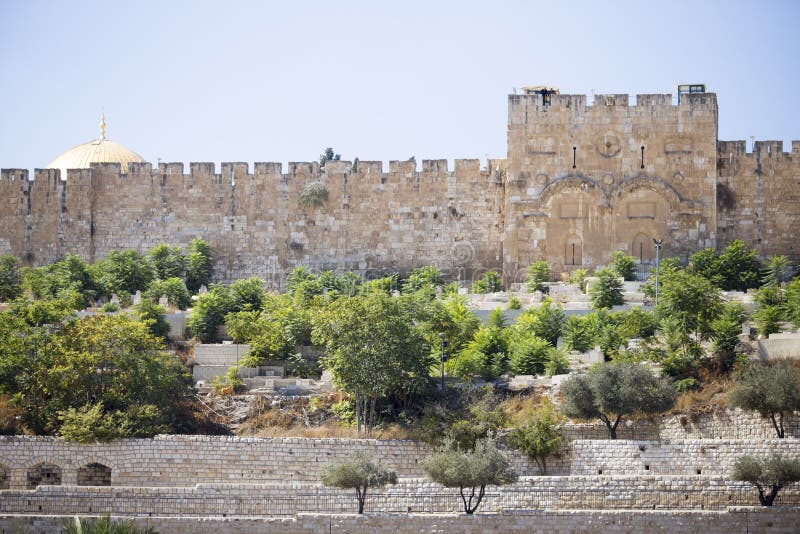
(0, 158, 505, 283)
(2, 92, 799, 281)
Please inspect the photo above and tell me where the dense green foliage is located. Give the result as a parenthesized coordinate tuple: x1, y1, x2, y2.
(422, 437, 518, 514)
(0, 311, 193, 438)
(560, 362, 675, 439)
(507, 399, 563, 474)
(526, 261, 550, 292)
(0, 255, 22, 301)
(689, 240, 761, 291)
(728, 360, 800, 438)
(185, 239, 213, 293)
(589, 267, 624, 309)
(471, 271, 503, 294)
(610, 251, 637, 281)
(731, 454, 800, 506)
(320, 451, 398, 514)
(146, 244, 187, 280)
(312, 292, 433, 434)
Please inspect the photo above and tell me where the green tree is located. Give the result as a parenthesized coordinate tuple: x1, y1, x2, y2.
(10, 314, 192, 437)
(590, 267, 624, 310)
(754, 305, 784, 338)
(96, 250, 155, 296)
(656, 269, 722, 338)
(403, 266, 444, 293)
(146, 244, 187, 280)
(787, 277, 800, 329)
(762, 255, 792, 287)
(718, 240, 762, 291)
(446, 389, 506, 450)
(560, 362, 675, 439)
(728, 360, 800, 438)
(312, 292, 432, 434)
(710, 303, 746, 373)
(610, 251, 637, 281)
(472, 271, 503, 294)
(526, 261, 550, 292)
(422, 437, 518, 515)
(509, 333, 552, 376)
(320, 451, 398, 514)
(731, 454, 800, 506)
(187, 284, 232, 342)
(318, 147, 341, 172)
(448, 321, 509, 381)
(144, 277, 191, 310)
(507, 398, 563, 475)
(562, 315, 596, 353)
(135, 300, 171, 340)
(229, 277, 266, 311)
(185, 238, 213, 293)
(512, 300, 564, 346)
(0, 255, 23, 302)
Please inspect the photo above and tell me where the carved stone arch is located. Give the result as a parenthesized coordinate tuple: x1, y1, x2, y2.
(537, 174, 609, 207)
(610, 175, 682, 210)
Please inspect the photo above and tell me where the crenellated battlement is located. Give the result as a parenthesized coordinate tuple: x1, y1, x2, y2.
(0, 86, 796, 279)
(509, 91, 717, 114)
(1, 158, 509, 188)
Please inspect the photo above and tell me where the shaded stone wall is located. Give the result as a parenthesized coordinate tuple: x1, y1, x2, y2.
(2, 508, 800, 534)
(717, 140, 800, 262)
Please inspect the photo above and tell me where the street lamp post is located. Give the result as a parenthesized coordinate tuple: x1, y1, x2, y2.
(653, 239, 663, 307)
(439, 332, 447, 405)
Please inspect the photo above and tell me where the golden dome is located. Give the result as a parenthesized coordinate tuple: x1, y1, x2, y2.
(46, 115, 145, 179)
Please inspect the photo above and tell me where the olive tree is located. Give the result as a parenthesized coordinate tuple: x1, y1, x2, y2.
(728, 360, 800, 438)
(560, 362, 675, 439)
(732, 454, 800, 506)
(422, 437, 518, 514)
(320, 451, 398, 514)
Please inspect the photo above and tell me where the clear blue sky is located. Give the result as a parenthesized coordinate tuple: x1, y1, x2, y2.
(1, 0, 798, 171)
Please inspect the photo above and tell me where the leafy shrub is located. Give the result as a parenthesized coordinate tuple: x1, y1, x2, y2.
(610, 251, 637, 281)
(526, 261, 550, 292)
(100, 302, 120, 313)
(472, 271, 503, 294)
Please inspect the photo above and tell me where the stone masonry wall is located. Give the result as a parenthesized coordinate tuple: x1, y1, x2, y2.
(0, 158, 505, 283)
(2, 435, 798, 490)
(0, 476, 793, 516)
(717, 140, 800, 262)
(3, 508, 800, 534)
(2, 91, 799, 283)
(570, 439, 800, 476)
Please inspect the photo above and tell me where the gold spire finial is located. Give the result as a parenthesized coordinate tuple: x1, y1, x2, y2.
(100, 113, 106, 140)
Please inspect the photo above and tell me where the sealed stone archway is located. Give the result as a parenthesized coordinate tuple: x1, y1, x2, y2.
(26, 463, 62, 489)
(77, 463, 112, 486)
